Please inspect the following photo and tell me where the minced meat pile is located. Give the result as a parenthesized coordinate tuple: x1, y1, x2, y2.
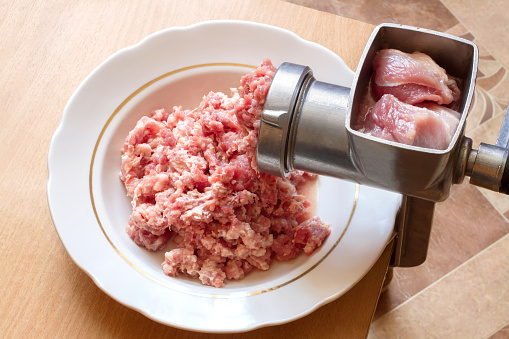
(120, 59, 331, 287)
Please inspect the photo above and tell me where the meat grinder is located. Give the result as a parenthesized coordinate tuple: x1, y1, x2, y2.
(257, 23, 508, 267)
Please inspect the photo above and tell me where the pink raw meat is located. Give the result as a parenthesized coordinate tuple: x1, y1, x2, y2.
(372, 49, 460, 105)
(120, 59, 331, 288)
(357, 94, 460, 150)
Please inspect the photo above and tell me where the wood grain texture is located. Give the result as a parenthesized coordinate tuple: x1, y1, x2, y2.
(0, 1, 385, 337)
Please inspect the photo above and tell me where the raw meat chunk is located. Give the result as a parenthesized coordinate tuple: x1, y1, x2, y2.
(372, 49, 460, 105)
(294, 216, 331, 255)
(355, 49, 462, 150)
(357, 94, 460, 150)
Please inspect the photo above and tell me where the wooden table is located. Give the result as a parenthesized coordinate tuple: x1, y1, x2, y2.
(1, 1, 392, 337)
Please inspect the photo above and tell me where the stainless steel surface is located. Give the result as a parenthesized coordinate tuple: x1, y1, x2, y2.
(259, 63, 359, 178)
(258, 23, 479, 202)
(390, 197, 435, 267)
(452, 136, 472, 184)
(464, 102, 509, 193)
(257, 63, 313, 177)
(292, 79, 354, 177)
(496, 103, 509, 148)
(256, 23, 509, 267)
(468, 143, 509, 191)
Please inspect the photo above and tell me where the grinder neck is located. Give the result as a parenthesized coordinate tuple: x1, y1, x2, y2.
(257, 62, 361, 182)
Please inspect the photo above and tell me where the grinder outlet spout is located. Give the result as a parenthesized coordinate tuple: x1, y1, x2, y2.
(257, 62, 360, 181)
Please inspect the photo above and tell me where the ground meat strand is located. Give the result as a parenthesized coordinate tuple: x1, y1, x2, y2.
(120, 59, 331, 287)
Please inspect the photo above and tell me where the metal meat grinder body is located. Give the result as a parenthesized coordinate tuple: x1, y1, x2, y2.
(257, 23, 509, 267)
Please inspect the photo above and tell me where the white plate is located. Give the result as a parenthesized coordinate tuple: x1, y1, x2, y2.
(47, 20, 402, 332)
